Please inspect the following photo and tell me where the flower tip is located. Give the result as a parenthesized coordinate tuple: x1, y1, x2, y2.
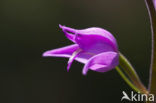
(82, 70, 88, 76)
(42, 52, 47, 57)
(42, 51, 50, 57)
(59, 24, 64, 29)
(67, 63, 71, 72)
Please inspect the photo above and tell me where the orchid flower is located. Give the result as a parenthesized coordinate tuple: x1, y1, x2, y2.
(42, 0, 155, 97)
(43, 25, 119, 75)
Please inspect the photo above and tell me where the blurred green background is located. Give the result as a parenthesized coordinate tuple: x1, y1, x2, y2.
(0, 0, 151, 103)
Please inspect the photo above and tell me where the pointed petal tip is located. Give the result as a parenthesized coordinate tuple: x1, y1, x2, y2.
(42, 50, 55, 57)
(67, 61, 71, 72)
(82, 68, 88, 76)
(59, 24, 67, 30)
(42, 51, 49, 57)
(59, 24, 63, 29)
(82, 71, 87, 76)
(67, 69, 69, 72)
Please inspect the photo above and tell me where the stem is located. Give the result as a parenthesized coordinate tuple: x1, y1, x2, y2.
(145, 0, 156, 102)
(115, 66, 141, 93)
(119, 53, 148, 94)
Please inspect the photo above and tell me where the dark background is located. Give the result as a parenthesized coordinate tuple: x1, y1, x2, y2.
(0, 0, 151, 103)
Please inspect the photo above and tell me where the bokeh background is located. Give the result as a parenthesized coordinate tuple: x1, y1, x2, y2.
(0, 0, 151, 103)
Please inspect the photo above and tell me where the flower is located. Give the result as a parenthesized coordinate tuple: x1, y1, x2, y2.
(43, 25, 119, 75)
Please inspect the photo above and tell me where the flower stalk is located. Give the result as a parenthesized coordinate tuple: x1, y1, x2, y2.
(115, 66, 141, 93)
(117, 53, 148, 94)
(145, 0, 156, 102)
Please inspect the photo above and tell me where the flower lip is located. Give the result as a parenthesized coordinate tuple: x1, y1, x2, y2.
(82, 51, 119, 75)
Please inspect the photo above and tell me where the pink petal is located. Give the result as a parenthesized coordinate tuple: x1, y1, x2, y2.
(82, 51, 119, 75)
(59, 25, 118, 54)
(78, 27, 117, 47)
(59, 24, 76, 43)
(67, 48, 82, 71)
(75, 34, 117, 54)
(43, 44, 93, 64)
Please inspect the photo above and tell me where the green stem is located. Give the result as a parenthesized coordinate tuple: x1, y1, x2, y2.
(119, 53, 148, 94)
(115, 66, 141, 93)
(145, 0, 156, 101)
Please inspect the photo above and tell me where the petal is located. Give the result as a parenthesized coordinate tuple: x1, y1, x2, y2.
(78, 27, 117, 46)
(59, 24, 77, 43)
(75, 34, 117, 54)
(43, 44, 93, 64)
(82, 52, 119, 75)
(67, 48, 82, 71)
(75, 27, 118, 54)
(59, 25, 118, 54)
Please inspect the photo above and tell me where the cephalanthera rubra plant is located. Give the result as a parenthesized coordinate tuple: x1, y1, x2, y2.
(43, 0, 156, 102)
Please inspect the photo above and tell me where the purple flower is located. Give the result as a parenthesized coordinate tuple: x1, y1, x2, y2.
(43, 25, 119, 75)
